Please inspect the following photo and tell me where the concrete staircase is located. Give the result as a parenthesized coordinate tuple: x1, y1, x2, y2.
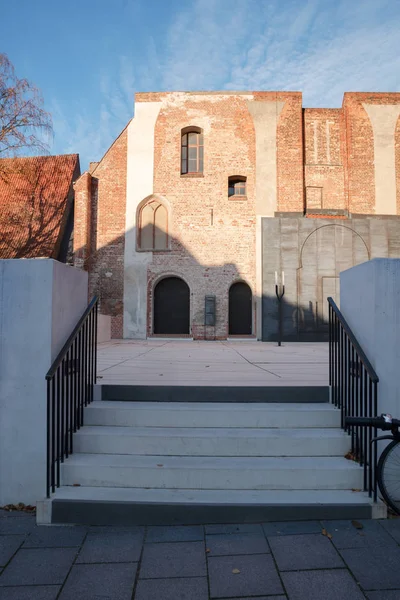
(38, 389, 385, 525)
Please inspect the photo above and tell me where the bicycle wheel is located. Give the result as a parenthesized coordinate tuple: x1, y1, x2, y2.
(377, 440, 400, 515)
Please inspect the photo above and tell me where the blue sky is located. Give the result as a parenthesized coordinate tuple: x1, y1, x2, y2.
(2, 0, 400, 170)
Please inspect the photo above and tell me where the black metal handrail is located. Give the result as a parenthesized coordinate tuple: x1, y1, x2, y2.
(45, 296, 98, 497)
(328, 297, 379, 501)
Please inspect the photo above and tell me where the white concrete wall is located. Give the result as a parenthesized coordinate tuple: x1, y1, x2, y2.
(97, 314, 111, 343)
(340, 259, 400, 418)
(0, 259, 88, 505)
(124, 101, 162, 339)
(51, 260, 89, 360)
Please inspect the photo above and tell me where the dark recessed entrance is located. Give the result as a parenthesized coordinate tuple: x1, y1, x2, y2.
(154, 277, 190, 335)
(229, 282, 252, 335)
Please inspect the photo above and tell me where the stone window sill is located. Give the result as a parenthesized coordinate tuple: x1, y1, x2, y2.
(229, 195, 247, 201)
(136, 248, 172, 253)
(180, 172, 204, 178)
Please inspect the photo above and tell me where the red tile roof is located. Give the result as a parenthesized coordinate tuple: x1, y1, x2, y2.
(0, 154, 80, 259)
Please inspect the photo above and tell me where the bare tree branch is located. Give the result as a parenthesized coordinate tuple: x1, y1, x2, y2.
(0, 53, 53, 166)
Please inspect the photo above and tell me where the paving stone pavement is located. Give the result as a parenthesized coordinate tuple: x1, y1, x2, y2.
(1, 510, 400, 599)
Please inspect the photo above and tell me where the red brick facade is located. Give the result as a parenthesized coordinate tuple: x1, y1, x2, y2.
(74, 127, 127, 338)
(74, 91, 400, 339)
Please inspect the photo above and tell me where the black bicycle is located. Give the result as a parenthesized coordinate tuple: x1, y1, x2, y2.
(345, 414, 400, 515)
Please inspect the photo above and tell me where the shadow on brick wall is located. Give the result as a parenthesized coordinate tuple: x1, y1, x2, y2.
(74, 224, 328, 342)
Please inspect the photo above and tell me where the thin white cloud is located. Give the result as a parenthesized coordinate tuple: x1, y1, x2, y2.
(51, 56, 136, 170)
(225, 1, 400, 106)
(159, 0, 400, 106)
(51, 0, 400, 167)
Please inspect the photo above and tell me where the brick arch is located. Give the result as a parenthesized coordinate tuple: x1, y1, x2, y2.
(150, 271, 192, 293)
(181, 125, 203, 135)
(228, 277, 254, 296)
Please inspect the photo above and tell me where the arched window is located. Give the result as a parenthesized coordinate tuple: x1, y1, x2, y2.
(138, 200, 168, 250)
(228, 176, 247, 197)
(181, 127, 203, 174)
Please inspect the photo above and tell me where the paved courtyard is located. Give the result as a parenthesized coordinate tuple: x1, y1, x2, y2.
(97, 340, 329, 386)
(1, 510, 400, 599)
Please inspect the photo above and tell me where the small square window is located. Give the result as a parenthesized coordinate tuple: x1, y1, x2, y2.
(228, 177, 247, 197)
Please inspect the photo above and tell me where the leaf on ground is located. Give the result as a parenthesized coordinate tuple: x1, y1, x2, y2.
(206, 548, 211, 553)
(352, 488, 362, 492)
(232, 568, 240, 574)
(1, 503, 36, 513)
(345, 452, 358, 462)
(157, 464, 164, 467)
(352, 520, 363, 530)
(73, 483, 81, 487)
(321, 529, 333, 539)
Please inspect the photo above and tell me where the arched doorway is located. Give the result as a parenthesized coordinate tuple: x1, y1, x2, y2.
(229, 282, 252, 335)
(154, 277, 190, 335)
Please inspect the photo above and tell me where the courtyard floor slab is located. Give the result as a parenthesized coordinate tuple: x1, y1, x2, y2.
(97, 340, 329, 386)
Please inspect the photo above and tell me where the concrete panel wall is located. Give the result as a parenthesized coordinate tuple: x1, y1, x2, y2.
(262, 217, 400, 341)
(340, 259, 400, 417)
(0, 259, 88, 504)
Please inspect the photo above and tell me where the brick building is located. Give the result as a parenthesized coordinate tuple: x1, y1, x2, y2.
(0, 154, 80, 261)
(73, 91, 400, 340)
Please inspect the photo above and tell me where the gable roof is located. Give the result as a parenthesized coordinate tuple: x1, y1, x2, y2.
(0, 154, 80, 259)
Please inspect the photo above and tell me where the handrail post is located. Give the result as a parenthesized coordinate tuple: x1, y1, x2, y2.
(327, 296, 379, 502)
(46, 297, 98, 497)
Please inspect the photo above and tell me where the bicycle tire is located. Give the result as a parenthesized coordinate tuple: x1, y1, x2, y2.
(377, 439, 400, 516)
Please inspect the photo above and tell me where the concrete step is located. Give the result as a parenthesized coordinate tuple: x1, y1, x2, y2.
(74, 426, 350, 457)
(61, 454, 363, 491)
(84, 401, 341, 429)
(37, 487, 386, 525)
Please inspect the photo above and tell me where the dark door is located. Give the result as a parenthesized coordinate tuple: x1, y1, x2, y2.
(154, 277, 190, 334)
(229, 282, 252, 335)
